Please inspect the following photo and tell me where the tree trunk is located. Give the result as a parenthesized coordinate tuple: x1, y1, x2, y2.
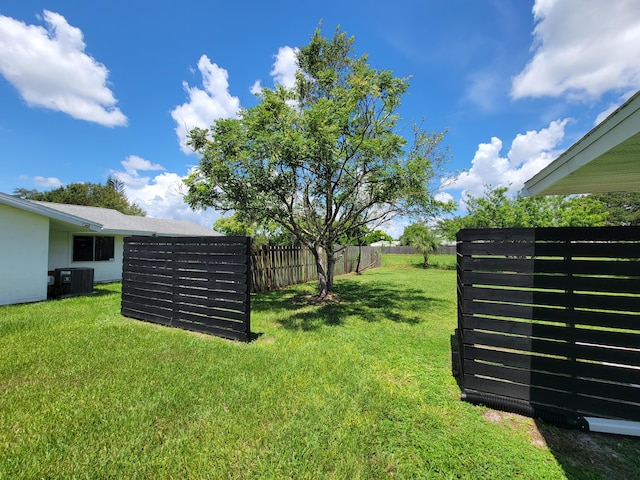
(311, 247, 329, 298)
(326, 248, 336, 293)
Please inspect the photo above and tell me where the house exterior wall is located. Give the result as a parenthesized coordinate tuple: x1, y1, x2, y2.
(48, 229, 68, 269)
(48, 231, 125, 282)
(0, 204, 49, 305)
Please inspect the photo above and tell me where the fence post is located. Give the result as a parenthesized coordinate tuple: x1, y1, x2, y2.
(245, 236, 252, 339)
(455, 232, 465, 383)
(563, 237, 578, 410)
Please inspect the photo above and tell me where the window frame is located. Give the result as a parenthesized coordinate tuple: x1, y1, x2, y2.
(72, 235, 115, 262)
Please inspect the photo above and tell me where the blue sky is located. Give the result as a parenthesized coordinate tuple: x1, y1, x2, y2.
(1, 0, 639, 237)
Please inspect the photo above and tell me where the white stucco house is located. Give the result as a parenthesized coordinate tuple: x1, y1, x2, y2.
(0, 192, 221, 306)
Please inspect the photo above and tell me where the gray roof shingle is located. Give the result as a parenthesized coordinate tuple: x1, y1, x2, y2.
(31, 201, 221, 236)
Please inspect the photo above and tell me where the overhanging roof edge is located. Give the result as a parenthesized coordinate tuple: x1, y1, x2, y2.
(0, 192, 103, 231)
(523, 90, 640, 196)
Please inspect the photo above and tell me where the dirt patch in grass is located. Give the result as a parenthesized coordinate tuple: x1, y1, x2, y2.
(296, 293, 342, 305)
(483, 410, 546, 448)
(483, 409, 640, 479)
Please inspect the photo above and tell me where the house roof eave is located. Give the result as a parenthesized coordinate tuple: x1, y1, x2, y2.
(0, 192, 103, 231)
(523, 90, 640, 196)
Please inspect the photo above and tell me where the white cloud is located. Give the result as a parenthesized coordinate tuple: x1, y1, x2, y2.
(121, 154, 165, 174)
(594, 104, 620, 127)
(172, 47, 299, 154)
(250, 80, 262, 95)
(435, 192, 454, 204)
(271, 46, 299, 89)
(593, 90, 637, 126)
(0, 10, 127, 126)
(446, 119, 569, 202)
(33, 176, 63, 188)
(512, 0, 640, 100)
(111, 157, 221, 228)
(252, 45, 299, 95)
(171, 55, 240, 154)
(381, 217, 411, 240)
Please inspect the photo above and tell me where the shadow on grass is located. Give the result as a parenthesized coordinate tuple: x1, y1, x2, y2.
(454, 349, 640, 479)
(450, 331, 463, 390)
(251, 278, 449, 331)
(383, 254, 457, 271)
(534, 420, 640, 480)
(90, 287, 120, 298)
(47, 287, 117, 302)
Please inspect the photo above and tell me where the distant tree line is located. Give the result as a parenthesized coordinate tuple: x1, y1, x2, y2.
(14, 176, 145, 216)
(436, 186, 639, 241)
(393, 187, 640, 268)
(590, 191, 640, 227)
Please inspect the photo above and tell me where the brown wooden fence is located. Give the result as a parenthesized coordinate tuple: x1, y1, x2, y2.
(457, 226, 640, 425)
(121, 236, 251, 342)
(250, 245, 382, 292)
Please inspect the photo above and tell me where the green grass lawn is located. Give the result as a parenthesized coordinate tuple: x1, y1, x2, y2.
(382, 253, 457, 270)
(0, 258, 637, 479)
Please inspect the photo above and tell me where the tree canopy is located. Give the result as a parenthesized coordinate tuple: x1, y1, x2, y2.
(437, 186, 608, 241)
(589, 192, 640, 226)
(213, 213, 296, 246)
(14, 176, 145, 216)
(184, 26, 452, 296)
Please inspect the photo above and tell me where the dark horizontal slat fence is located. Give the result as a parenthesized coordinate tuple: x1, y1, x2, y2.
(250, 245, 382, 292)
(122, 236, 251, 342)
(457, 226, 640, 424)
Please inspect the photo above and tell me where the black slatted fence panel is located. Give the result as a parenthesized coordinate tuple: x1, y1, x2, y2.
(457, 226, 640, 422)
(122, 236, 251, 342)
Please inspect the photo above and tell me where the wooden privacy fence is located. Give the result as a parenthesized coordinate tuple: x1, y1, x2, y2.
(121, 236, 251, 342)
(457, 226, 640, 425)
(251, 245, 382, 292)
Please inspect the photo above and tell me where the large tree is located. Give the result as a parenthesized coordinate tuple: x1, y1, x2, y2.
(14, 176, 145, 216)
(588, 192, 640, 226)
(184, 26, 452, 297)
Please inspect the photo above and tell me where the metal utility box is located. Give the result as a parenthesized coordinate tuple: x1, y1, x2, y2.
(48, 268, 94, 299)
